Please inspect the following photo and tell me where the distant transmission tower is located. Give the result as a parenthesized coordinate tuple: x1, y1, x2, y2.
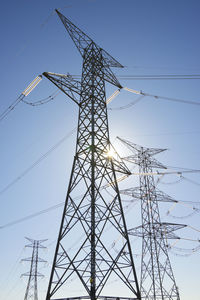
(21, 237, 47, 300)
(43, 9, 141, 300)
(118, 138, 186, 300)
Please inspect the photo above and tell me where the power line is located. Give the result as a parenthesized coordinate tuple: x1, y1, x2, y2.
(0, 89, 123, 196)
(119, 75, 200, 80)
(0, 176, 130, 230)
(123, 131, 200, 137)
(167, 202, 200, 219)
(0, 76, 42, 123)
(108, 95, 145, 110)
(107, 86, 200, 111)
(0, 127, 76, 196)
(72, 74, 200, 80)
(159, 177, 183, 185)
(2, 77, 199, 126)
(181, 176, 200, 186)
(0, 247, 25, 291)
(0, 202, 64, 229)
(0, 94, 24, 123)
(124, 87, 200, 106)
(131, 169, 200, 176)
(1, 137, 200, 229)
(22, 90, 60, 106)
(165, 165, 200, 171)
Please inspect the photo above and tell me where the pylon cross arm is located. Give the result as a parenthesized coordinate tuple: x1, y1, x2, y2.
(43, 72, 81, 105)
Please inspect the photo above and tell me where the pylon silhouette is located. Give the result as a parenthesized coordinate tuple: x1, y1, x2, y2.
(43, 9, 141, 300)
(21, 237, 47, 300)
(118, 137, 186, 300)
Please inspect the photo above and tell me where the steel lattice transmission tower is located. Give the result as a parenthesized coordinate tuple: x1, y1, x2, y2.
(43, 9, 141, 300)
(21, 238, 47, 300)
(118, 138, 186, 300)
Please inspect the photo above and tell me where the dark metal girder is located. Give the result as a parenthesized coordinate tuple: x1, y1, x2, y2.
(118, 138, 181, 300)
(22, 239, 47, 300)
(54, 10, 123, 89)
(43, 72, 81, 105)
(55, 9, 124, 69)
(45, 10, 141, 300)
(128, 222, 186, 239)
(52, 297, 140, 300)
(123, 155, 167, 169)
(120, 187, 177, 203)
(117, 137, 167, 157)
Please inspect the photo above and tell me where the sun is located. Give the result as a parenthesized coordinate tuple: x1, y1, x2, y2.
(105, 148, 115, 159)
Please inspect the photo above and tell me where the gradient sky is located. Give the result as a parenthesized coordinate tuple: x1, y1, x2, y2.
(0, 0, 200, 299)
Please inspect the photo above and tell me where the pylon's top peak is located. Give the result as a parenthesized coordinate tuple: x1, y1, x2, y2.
(117, 136, 167, 156)
(55, 9, 124, 69)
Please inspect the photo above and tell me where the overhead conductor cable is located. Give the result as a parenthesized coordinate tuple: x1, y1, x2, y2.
(0, 75, 42, 122)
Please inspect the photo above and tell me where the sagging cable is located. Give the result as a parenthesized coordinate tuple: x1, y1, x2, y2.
(188, 225, 200, 233)
(124, 86, 200, 106)
(167, 208, 200, 219)
(131, 169, 200, 176)
(108, 95, 145, 111)
(167, 200, 200, 219)
(0, 75, 42, 123)
(22, 90, 60, 106)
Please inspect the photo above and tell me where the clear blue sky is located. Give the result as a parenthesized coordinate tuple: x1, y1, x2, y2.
(0, 0, 200, 299)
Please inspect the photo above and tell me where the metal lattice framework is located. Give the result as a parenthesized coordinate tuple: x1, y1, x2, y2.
(21, 238, 47, 300)
(118, 138, 186, 300)
(43, 10, 141, 300)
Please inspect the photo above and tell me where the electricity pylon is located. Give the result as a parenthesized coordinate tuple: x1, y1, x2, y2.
(43, 9, 141, 300)
(118, 138, 186, 300)
(21, 238, 47, 300)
